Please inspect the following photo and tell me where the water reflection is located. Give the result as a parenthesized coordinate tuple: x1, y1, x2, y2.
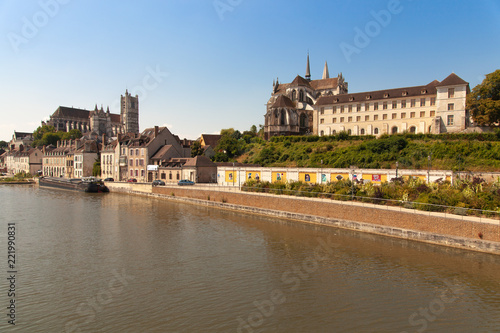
(0, 186, 499, 332)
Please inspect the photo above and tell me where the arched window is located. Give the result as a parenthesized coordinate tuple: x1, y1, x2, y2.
(374, 128, 379, 135)
(299, 90, 304, 102)
(300, 113, 307, 128)
(280, 110, 286, 125)
(392, 126, 398, 134)
(347, 129, 352, 135)
(320, 130, 324, 136)
(291, 90, 296, 101)
(409, 126, 416, 134)
(332, 130, 337, 135)
(360, 128, 365, 135)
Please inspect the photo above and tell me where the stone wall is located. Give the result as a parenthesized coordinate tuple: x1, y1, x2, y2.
(106, 183, 500, 254)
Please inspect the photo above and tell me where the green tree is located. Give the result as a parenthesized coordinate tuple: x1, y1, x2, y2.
(191, 141, 204, 157)
(61, 129, 82, 141)
(0, 140, 7, 149)
(93, 159, 101, 177)
(42, 132, 62, 146)
(468, 69, 500, 126)
(33, 125, 56, 140)
(33, 125, 57, 147)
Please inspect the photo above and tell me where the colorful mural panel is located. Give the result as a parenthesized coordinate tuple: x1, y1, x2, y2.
(299, 172, 317, 183)
(272, 172, 286, 182)
(246, 171, 261, 181)
(225, 171, 236, 183)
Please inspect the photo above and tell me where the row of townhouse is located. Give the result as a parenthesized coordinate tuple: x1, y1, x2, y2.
(100, 126, 191, 182)
(3, 145, 43, 175)
(42, 139, 98, 178)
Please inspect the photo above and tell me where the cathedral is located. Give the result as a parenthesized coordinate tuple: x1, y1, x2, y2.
(43, 90, 139, 138)
(265, 55, 348, 139)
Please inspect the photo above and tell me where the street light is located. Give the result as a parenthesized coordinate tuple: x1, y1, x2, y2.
(396, 161, 399, 179)
(232, 161, 235, 187)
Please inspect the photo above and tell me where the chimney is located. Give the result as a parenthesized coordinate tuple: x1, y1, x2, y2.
(42, 145, 46, 154)
(102, 134, 106, 145)
(57, 141, 60, 148)
(154, 126, 159, 138)
(117, 133, 122, 142)
(75, 139, 80, 150)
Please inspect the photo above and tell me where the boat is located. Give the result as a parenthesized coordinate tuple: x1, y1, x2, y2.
(39, 177, 109, 193)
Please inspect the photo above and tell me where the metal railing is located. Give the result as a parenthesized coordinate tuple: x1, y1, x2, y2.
(238, 186, 500, 222)
(154, 183, 500, 223)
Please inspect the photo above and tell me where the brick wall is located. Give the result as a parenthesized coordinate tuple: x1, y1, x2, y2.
(153, 186, 500, 243)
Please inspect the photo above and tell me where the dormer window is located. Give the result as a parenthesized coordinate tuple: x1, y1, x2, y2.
(349, 97, 354, 101)
(365, 95, 371, 100)
(421, 89, 427, 94)
(402, 91, 408, 96)
(384, 93, 389, 98)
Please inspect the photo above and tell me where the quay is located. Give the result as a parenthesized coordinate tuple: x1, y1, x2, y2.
(106, 182, 500, 255)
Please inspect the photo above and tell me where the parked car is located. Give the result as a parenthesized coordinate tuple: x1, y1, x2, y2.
(127, 178, 137, 183)
(104, 178, 114, 182)
(178, 179, 195, 186)
(152, 180, 165, 186)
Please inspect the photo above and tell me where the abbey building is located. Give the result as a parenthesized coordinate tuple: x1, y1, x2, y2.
(265, 56, 469, 139)
(43, 90, 139, 137)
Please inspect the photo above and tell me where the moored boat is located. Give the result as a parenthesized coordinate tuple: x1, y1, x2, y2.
(39, 177, 109, 193)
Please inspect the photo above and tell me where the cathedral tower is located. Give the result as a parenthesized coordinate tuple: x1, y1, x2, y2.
(120, 89, 139, 134)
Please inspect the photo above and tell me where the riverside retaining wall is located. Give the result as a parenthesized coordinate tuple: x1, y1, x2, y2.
(106, 182, 500, 254)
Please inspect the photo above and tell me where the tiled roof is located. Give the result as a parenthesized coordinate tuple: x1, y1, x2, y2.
(52, 106, 121, 122)
(201, 134, 222, 148)
(316, 80, 440, 106)
(310, 78, 339, 91)
(290, 75, 311, 88)
(52, 107, 91, 119)
(150, 145, 174, 160)
(436, 73, 468, 87)
(271, 95, 296, 109)
(183, 155, 216, 167)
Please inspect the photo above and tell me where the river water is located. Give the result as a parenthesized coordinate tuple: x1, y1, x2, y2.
(1, 185, 500, 332)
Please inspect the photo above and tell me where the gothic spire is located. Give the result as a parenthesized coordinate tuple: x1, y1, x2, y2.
(305, 53, 311, 81)
(322, 61, 330, 80)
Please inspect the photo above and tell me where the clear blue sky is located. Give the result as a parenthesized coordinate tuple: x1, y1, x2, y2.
(1, 0, 499, 142)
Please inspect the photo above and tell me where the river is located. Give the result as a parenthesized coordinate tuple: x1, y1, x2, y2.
(1, 185, 500, 332)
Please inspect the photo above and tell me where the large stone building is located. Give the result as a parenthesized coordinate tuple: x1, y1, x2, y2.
(43, 90, 139, 137)
(265, 56, 469, 138)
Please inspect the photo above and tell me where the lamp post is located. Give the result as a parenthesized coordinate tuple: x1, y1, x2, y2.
(396, 161, 399, 179)
(232, 161, 235, 187)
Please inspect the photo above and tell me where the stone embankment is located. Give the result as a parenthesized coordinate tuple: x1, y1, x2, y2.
(106, 182, 500, 255)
